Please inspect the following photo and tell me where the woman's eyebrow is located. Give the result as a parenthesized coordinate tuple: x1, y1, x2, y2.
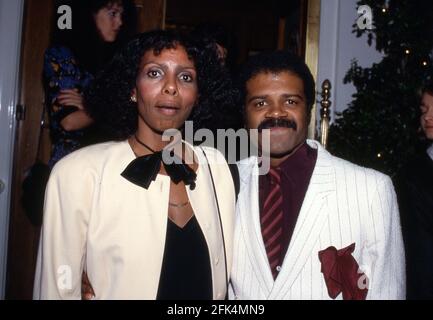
(141, 61, 196, 72)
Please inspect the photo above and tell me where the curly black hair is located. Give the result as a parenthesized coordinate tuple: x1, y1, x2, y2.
(238, 50, 316, 121)
(86, 30, 240, 141)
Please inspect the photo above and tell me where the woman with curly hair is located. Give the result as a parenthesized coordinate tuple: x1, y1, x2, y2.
(34, 30, 238, 300)
(44, 0, 136, 167)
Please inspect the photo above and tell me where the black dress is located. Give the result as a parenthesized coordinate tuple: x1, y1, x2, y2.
(157, 216, 213, 300)
(395, 151, 433, 299)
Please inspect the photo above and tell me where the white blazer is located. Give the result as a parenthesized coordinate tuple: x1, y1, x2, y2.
(230, 140, 405, 300)
(33, 140, 235, 299)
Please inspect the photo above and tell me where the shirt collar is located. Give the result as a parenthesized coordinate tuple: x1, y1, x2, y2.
(278, 141, 316, 175)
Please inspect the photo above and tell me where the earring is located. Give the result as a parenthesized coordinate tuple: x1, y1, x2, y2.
(130, 96, 137, 103)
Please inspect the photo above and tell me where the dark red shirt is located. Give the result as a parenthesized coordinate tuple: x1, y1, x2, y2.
(259, 142, 317, 268)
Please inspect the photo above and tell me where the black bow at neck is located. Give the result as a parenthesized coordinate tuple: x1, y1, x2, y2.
(121, 136, 197, 190)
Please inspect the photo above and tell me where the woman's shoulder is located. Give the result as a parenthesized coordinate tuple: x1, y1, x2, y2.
(399, 153, 432, 178)
(45, 45, 75, 60)
(394, 152, 433, 193)
(51, 140, 130, 174)
(44, 45, 94, 90)
(45, 45, 74, 57)
(43, 46, 79, 78)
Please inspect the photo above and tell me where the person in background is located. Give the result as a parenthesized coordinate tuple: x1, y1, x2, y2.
(395, 82, 433, 300)
(190, 23, 243, 134)
(44, 0, 136, 167)
(191, 23, 233, 67)
(34, 30, 237, 300)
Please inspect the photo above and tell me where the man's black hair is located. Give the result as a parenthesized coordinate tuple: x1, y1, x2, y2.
(238, 50, 316, 120)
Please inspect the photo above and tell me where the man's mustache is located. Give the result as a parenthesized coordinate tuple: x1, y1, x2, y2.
(257, 118, 297, 131)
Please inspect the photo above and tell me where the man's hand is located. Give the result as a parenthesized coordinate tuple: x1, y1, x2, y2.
(81, 271, 95, 300)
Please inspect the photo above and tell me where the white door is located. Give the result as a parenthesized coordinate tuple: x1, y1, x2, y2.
(0, 0, 24, 299)
(316, 0, 382, 120)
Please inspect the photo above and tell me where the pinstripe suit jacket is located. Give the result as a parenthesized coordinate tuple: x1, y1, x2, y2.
(230, 140, 405, 300)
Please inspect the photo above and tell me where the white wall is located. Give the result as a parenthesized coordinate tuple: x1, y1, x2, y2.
(0, 0, 24, 299)
(317, 0, 383, 122)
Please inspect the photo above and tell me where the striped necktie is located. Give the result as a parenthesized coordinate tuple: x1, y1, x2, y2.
(261, 167, 283, 279)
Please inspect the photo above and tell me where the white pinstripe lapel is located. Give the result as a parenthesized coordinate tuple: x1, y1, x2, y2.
(237, 157, 274, 295)
(269, 140, 335, 299)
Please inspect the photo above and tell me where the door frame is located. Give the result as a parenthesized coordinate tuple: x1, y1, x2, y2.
(0, 0, 25, 299)
(305, 0, 321, 139)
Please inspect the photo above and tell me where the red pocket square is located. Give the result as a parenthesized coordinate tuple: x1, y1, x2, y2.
(318, 243, 368, 300)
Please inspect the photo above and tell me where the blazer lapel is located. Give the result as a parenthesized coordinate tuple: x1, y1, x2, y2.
(187, 145, 225, 299)
(269, 141, 335, 299)
(237, 157, 274, 295)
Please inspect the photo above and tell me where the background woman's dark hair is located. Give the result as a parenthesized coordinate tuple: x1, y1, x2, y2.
(191, 23, 238, 76)
(50, 0, 137, 74)
(421, 80, 433, 97)
(86, 29, 240, 141)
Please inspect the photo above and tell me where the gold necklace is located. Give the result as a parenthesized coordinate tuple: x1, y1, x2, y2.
(168, 200, 190, 208)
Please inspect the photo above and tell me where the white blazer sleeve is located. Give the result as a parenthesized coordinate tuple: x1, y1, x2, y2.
(367, 175, 406, 300)
(33, 160, 94, 299)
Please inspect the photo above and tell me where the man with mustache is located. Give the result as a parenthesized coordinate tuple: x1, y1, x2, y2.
(229, 51, 405, 299)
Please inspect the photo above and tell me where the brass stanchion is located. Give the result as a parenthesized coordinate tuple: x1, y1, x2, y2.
(320, 79, 331, 149)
